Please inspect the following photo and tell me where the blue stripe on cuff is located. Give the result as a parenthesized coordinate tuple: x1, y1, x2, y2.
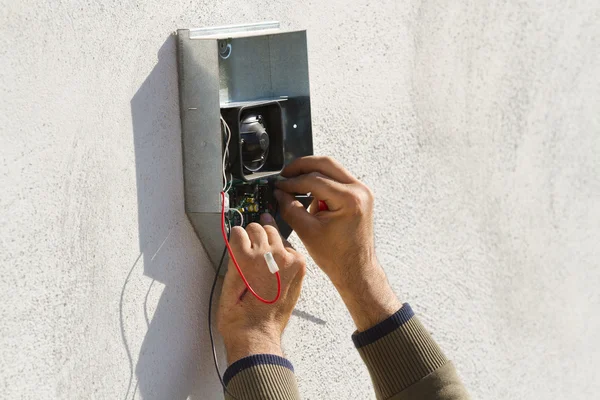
(223, 354, 294, 386)
(352, 303, 414, 348)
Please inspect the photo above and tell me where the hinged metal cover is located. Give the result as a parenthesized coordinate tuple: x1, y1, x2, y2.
(176, 23, 313, 270)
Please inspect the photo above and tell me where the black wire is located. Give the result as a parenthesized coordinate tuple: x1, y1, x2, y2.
(214, 115, 239, 399)
(208, 224, 240, 400)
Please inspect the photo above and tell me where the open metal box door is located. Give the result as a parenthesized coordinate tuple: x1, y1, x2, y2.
(176, 22, 313, 271)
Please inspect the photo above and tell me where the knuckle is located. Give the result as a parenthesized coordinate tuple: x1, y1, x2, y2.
(346, 186, 373, 215)
(285, 250, 306, 273)
(295, 252, 306, 266)
(229, 226, 245, 242)
(323, 156, 344, 171)
(263, 225, 279, 236)
(347, 196, 364, 215)
(362, 184, 375, 203)
(295, 254, 307, 278)
(287, 248, 304, 262)
(322, 156, 336, 166)
(299, 262, 307, 277)
(295, 261, 307, 279)
(245, 222, 263, 233)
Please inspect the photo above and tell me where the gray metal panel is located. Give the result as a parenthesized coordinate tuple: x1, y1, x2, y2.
(219, 36, 273, 103)
(177, 26, 312, 272)
(269, 31, 310, 97)
(177, 29, 222, 213)
(188, 212, 227, 271)
(218, 31, 310, 104)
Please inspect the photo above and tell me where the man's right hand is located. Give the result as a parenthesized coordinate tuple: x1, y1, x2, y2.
(275, 156, 402, 332)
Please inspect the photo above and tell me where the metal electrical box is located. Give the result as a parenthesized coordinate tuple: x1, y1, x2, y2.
(176, 22, 313, 270)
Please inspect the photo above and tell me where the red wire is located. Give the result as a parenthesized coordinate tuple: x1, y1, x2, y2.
(220, 191, 281, 304)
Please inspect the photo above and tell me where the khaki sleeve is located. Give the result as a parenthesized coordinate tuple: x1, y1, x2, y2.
(223, 354, 300, 400)
(353, 303, 470, 400)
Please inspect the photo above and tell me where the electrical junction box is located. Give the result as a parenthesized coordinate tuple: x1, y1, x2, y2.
(176, 22, 313, 272)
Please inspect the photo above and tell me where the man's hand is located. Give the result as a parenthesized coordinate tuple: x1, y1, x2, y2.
(275, 156, 401, 332)
(217, 214, 306, 364)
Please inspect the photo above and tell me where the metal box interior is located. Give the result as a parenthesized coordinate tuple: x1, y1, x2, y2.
(176, 23, 313, 270)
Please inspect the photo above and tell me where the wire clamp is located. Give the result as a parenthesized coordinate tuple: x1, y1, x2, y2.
(264, 252, 280, 274)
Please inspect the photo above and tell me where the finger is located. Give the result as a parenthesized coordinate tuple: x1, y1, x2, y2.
(281, 156, 357, 184)
(259, 213, 285, 245)
(308, 197, 319, 215)
(283, 259, 306, 300)
(245, 222, 269, 249)
(260, 212, 279, 231)
(260, 213, 293, 249)
(276, 173, 347, 210)
(229, 226, 251, 252)
(274, 189, 319, 239)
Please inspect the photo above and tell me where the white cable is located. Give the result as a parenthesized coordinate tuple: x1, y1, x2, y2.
(228, 208, 244, 227)
(220, 117, 229, 191)
(220, 116, 232, 191)
(225, 217, 231, 235)
(224, 174, 233, 193)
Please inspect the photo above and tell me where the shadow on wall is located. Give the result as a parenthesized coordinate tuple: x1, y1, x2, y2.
(125, 35, 223, 400)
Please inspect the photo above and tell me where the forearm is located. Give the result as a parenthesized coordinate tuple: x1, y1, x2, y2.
(337, 263, 469, 400)
(224, 330, 283, 365)
(272, 156, 469, 399)
(334, 261, 402, 331)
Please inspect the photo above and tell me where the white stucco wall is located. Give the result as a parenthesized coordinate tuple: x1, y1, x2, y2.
(2, 1, 599, 399)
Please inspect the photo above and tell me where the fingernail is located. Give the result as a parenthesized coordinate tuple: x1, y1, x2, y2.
(260, 213, 274, 224)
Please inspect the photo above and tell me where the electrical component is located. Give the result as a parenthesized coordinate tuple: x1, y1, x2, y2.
(226, 180, 278, 228)
(264, 252, 279, 274)
(222, 103, 285, 181)
(222, 192, 230, 211)
(177, 23, 314, 273)
(180, 22, 314, 397)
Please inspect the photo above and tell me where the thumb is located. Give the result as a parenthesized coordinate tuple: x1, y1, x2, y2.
(260, 212, 293, 249)
(221, 256, 245, 297)
(274, 189, 318, 240)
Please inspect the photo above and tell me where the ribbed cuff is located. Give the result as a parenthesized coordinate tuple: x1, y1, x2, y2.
(224, 354, 293, 386)
(355, 305, 449, 400)
(224, 354, 300, 400)
(352, 303, 414, 348)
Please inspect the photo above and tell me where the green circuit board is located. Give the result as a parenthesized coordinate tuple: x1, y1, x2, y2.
(227, 180, 277, 228)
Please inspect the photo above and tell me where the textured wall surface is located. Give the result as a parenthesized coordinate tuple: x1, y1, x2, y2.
(2, 1, 599, 399)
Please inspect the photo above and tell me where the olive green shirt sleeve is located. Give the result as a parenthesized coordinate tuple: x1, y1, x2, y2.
(223, 303, 469, 400)
(224, 354, 300, 400)
(352, 303, 470, 400)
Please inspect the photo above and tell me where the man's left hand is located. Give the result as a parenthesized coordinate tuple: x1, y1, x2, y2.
(217, 213, 306, 364)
